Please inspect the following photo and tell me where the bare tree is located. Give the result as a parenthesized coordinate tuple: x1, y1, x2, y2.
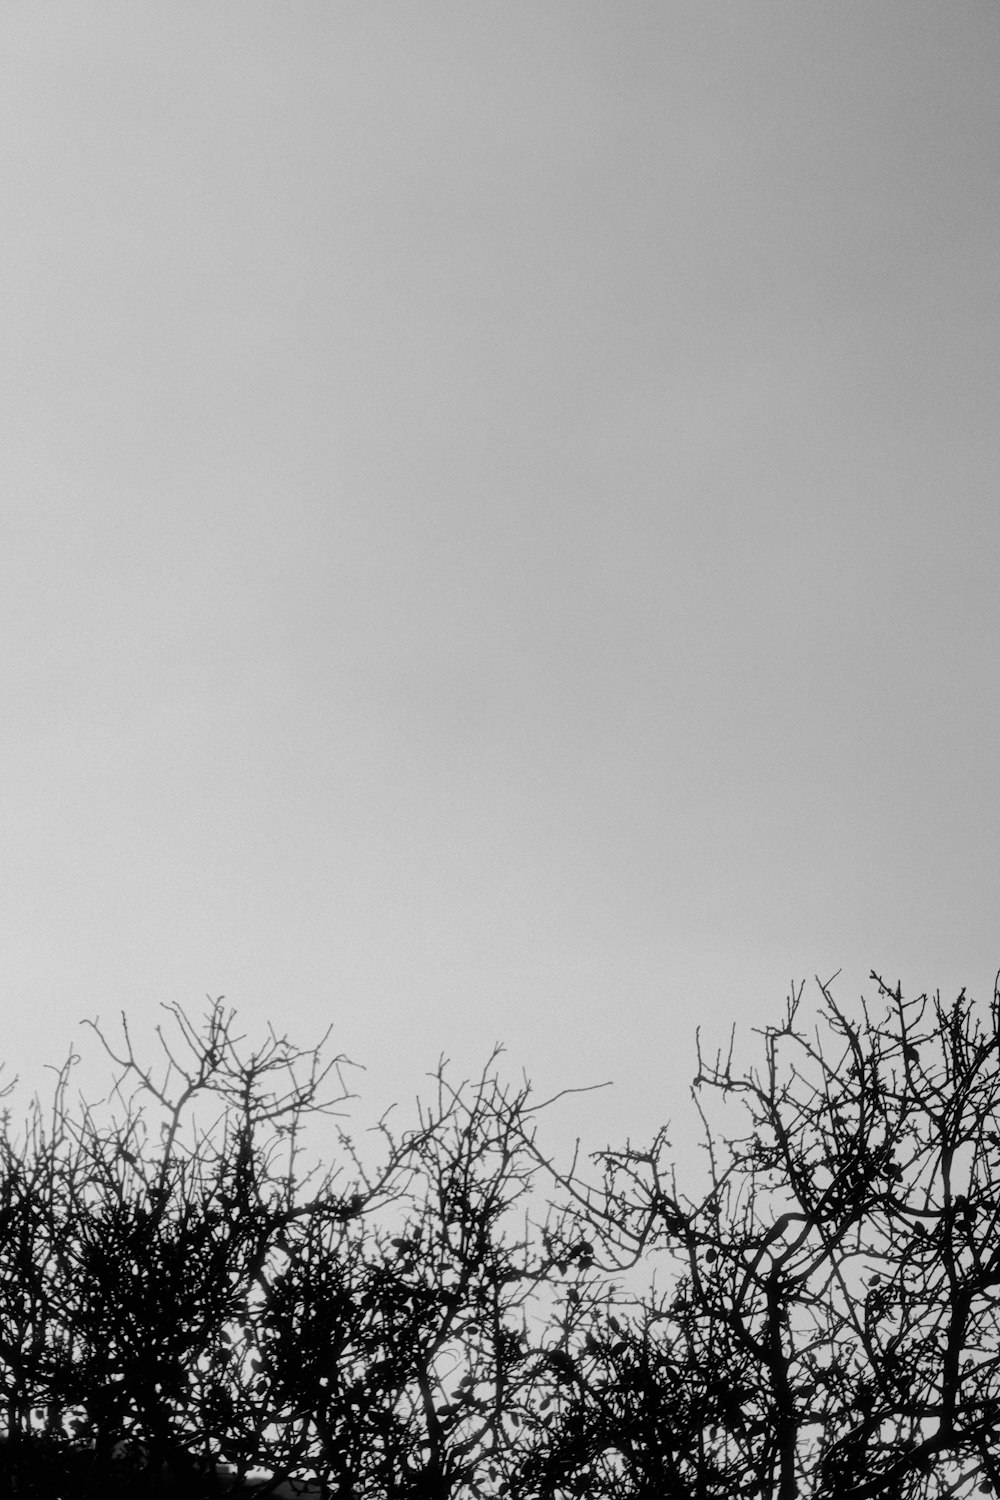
(0, 1001, 364, 1495)
(535, 973, 1000, 1500)
(9, 978, 1000, 1499)
(248, 1052, 612, 1499)
(0, 1003, 609, 1499)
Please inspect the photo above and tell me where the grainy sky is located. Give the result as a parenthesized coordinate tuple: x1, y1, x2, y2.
(2, 4, 998, 1155)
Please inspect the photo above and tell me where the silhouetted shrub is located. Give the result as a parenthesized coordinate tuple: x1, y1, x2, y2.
(4, 976, 1000, 1497)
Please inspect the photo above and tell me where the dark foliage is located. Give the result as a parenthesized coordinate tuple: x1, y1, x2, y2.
(3, 975, 1000, 1499)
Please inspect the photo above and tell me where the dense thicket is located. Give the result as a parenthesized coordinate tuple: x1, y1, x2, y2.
(3, 975, 1000, 1499)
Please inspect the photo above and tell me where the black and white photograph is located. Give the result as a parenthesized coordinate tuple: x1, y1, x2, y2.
(1, 7, 999, 1496)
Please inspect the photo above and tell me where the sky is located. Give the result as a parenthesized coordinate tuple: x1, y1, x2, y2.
(1, 3, 998, 1164)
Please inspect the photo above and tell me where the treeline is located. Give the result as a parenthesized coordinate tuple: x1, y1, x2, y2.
(3, 976, 1000, 1499)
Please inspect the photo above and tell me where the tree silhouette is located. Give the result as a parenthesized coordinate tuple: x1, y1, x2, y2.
(4, 977, 1000, 1498)
(537, 972, 1000, 1499)
(0, 1002, 607, 1498)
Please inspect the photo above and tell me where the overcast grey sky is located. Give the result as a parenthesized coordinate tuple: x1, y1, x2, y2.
(2, 4, 998, 1152)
